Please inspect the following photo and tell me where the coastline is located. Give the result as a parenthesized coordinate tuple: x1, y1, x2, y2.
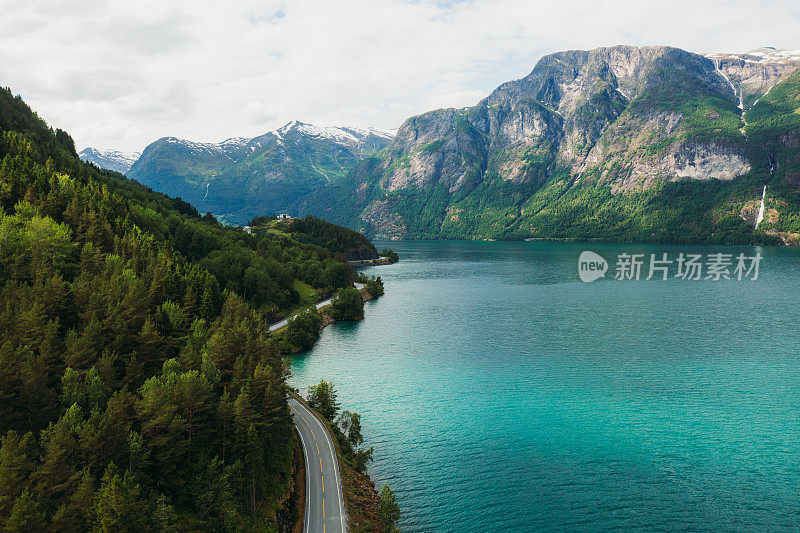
(372, 235, 790, 246)
(288, 391, 383, 533)
(281, 284, 386, 532)
(270, 284, 377, 335)
(348, 257, 394, 267)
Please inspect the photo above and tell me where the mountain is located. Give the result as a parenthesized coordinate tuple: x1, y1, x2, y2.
(78, 147, 140, 173)
(127, 121, 394, 224)
(0, 86, 372, 530)
(125, 45, 800, 244)
(299, 45, 800, 243)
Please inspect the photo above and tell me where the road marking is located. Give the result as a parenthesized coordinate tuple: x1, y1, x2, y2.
(291, 398, 346, 532)
(290, 402, 311, 533)
(321, 417, 347, 533)
(289, 405, 310, 428)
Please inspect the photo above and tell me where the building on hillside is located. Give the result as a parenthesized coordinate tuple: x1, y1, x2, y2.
(276, 213, 292, 220)
(243, 226, 252, 234)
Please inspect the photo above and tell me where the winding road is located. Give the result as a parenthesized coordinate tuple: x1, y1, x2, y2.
(289, 396, 347, 533)
(279, 283, 366, 531)
(269, 283, 364, 333)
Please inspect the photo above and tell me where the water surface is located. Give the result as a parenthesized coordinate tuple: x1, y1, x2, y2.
(290, 241, 800, 532)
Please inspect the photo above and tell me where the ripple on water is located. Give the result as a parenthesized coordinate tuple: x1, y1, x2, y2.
(290, 241, 800, 532)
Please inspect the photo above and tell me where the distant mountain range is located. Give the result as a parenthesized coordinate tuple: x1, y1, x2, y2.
(121, 121, 393, 224)
(79, 147, 140, 173)
(86, 45, 800, 243)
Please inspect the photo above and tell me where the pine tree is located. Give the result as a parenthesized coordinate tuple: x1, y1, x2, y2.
(93, 463, 150, 531)
(307, 379, 340, 421)
(0, 430, 36, 517)
(378, 484, 401, 533)
(5, 488, 46, 531)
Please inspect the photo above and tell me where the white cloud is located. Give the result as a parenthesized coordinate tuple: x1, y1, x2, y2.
(0, 0, 797, 152)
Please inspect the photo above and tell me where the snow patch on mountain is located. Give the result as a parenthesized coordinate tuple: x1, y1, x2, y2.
(275, 120, 394, 144)
(160, 137, 246, 159)
(159, 121, 395, 158)
(706, 47, 800, 64)
(79, 147, 141, 174)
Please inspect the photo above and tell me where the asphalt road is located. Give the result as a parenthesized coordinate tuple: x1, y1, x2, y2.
(269, 283, 364, 333)
(289, 396, 347, 533)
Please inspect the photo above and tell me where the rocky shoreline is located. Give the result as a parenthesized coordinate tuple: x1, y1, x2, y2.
(318, 289, 377, 329)
(347, 257, 394, 267)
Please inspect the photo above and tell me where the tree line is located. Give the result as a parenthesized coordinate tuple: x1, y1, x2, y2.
(0, 86, 374, 530)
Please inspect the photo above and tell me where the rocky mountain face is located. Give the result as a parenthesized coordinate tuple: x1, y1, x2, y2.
(301, 45, 800, 242)
(126, 45, 800, 243)
(127, 121, 393, 224)
(78, 147, 140, 173)
(708, 47, 800, 105)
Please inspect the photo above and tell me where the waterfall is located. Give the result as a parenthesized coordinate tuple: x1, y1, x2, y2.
(713, 58, 745, 131)
(754, 185, 767, 230)
(713, 59, 738, 97)
(202, 183, 210, 201)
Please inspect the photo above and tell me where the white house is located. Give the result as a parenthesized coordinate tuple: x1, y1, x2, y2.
(276, 214, 292, 220)
(243, 225, 252, 234)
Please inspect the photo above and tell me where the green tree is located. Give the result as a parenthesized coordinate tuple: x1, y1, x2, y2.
(306, 379, 340, 421)
(282, 307, 322, 353)
(0, 430, 36, 517)
(330, 286, 364, 321)
(364, 275, 384, 297)
(51, 467, 94, 531)
(4, 488, 46, 531)
(338, 410, 364, 448)
(353, 446, 373, 474)
(378, 483, 401, 532)
(92, 463, 150, 531)
(379, 249, 399, 263)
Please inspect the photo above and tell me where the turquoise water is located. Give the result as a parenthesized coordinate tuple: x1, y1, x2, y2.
(289, 241, 800, 532)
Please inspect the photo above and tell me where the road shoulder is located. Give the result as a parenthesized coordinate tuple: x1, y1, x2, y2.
(289, 393, 382, 533)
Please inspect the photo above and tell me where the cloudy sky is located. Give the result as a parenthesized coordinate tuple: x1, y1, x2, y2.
(2, 0, 799, 153)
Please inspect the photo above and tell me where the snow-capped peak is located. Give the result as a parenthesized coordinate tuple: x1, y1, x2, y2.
(159, 136, 248, 159)
(79, 147, 141, 174)
(706, 48, 800, 64)
(274, 120, 395, 145)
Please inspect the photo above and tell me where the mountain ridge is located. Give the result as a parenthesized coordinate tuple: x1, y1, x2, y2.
(78, 147, 140, 173)
(125, 120, 394, 223)
(294, 45, 800, 243)
(116, 45, 800, 243)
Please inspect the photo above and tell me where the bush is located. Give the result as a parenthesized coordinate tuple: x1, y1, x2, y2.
(330, 287, 364, 321)
(362, 275, 384, 297)
(379, 249, 399, 264)
(282, 307, 322, 353)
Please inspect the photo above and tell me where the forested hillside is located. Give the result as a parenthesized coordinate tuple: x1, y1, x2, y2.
(0, 87, 363, 530)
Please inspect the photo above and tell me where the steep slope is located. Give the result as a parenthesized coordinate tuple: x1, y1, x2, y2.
(78, 147, 140, 173)
(127, 121, 393, 224)
(0, 87, 370, 530)
(707, 47, 800, 109)
(302, 45, 800, 243)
